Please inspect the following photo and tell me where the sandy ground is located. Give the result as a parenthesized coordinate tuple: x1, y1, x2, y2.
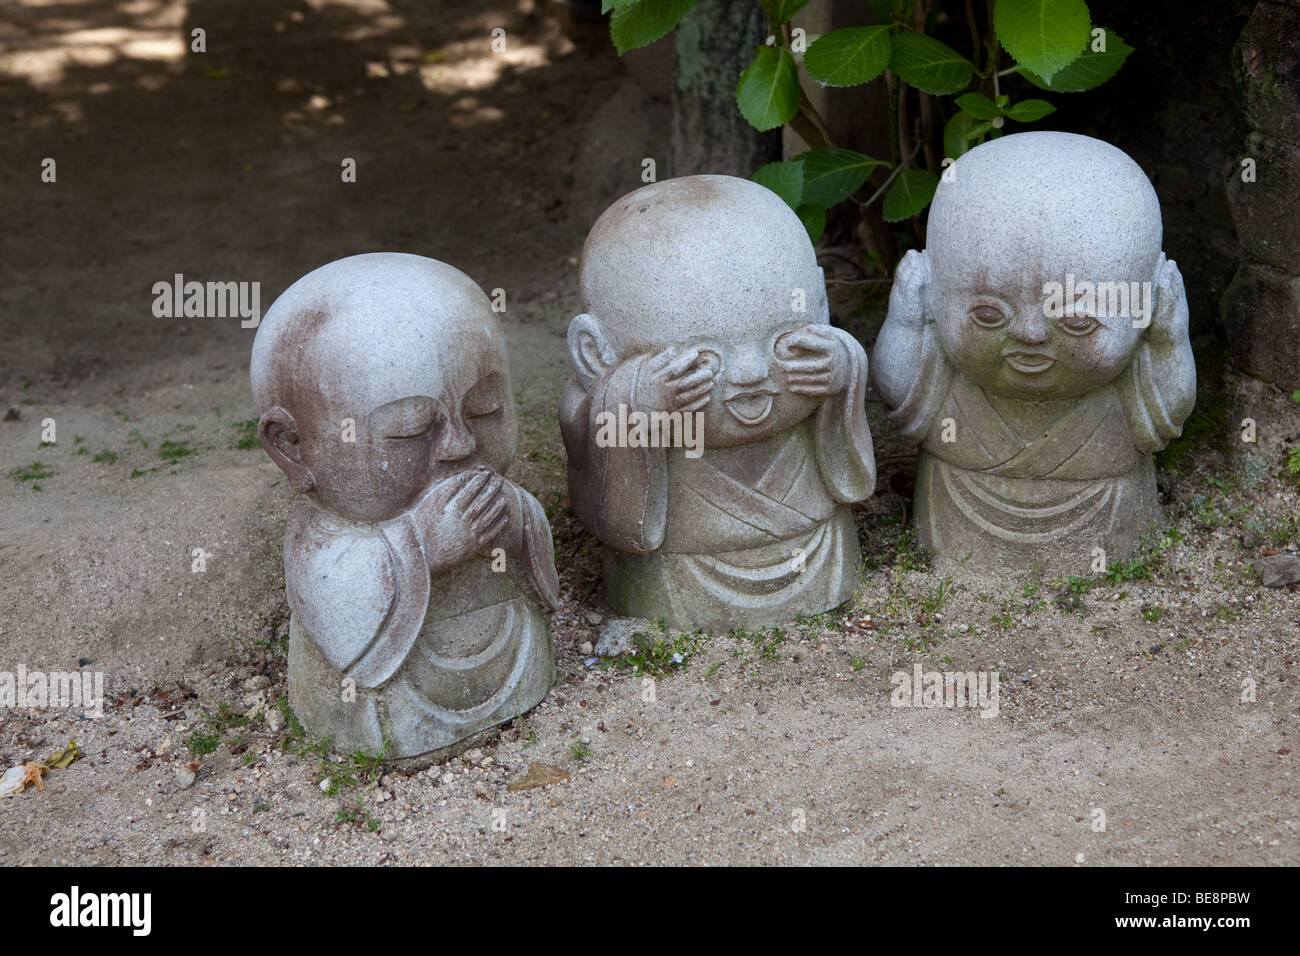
(1, 0, 1296, 866)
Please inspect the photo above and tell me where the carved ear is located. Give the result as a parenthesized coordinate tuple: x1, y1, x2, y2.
(259, 406, 315, 493)
(566, 313, 615, 389)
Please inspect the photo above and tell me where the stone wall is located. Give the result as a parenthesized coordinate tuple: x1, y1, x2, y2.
(1221, 0, 1300, 389)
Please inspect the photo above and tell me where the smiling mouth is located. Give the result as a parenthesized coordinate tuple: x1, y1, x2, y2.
(1004, 352, 1056, 375)
(724, 391, 776, 425)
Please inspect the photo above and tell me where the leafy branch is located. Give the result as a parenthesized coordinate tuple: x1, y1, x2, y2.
(606, 0, 1132, 249)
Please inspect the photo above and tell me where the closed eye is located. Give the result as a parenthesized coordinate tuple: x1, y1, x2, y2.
(463, 373, 507, 417)
(372, 396, 438, 439)
(386, 419, 436, 439)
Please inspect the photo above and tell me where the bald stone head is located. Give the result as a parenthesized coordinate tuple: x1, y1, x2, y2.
(251, 253, 516, 522)
(570, 175, 829, 446)
(922, 132, 1165, 399)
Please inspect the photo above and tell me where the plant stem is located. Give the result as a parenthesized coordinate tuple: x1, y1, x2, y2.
(800, 88, 835, 146)
(853, 140, 924, 210)
(883, 70, 898, 166)
(913, 0, 937, 173)
(965, 0, 981, 73)
(789, 94, 834, 149)
(897, 77, 911, 166)
(984, 0, 997, 95)
(918, 93, 936, 171)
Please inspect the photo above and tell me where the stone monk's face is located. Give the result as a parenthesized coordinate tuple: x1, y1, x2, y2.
(930, 232, 1150, 401)
(300, 328, 515, 523)
(627, 316, 826, 450)
(576, 174, 837, 450)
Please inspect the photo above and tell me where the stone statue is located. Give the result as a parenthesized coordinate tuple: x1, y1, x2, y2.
(872, 132, 1197, 572)
(250, 253, 557, 762)
(561, 175, 876, 633)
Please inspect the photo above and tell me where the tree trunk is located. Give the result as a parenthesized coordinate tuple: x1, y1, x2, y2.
(671, 0, 781, 178)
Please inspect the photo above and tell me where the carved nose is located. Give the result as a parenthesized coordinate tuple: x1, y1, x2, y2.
(433, 413, 476, 461)
(1009, 311, 1049, 345)
(727, 343, 770, 387)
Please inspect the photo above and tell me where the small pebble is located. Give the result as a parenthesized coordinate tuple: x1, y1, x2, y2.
(174, 766, 196, 789)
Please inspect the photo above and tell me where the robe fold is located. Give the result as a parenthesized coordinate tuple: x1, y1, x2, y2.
(285, 480, 558, 759)
(887, 338, 1184, 564)
(562, 328, 875, 632)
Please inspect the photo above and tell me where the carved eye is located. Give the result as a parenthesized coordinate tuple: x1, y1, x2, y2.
(373, 396, 437, 439)
(1060, 313, 1100, 336)
(969, 305, 1006, 328)
(463, 374, 506, 418)
(464, 391, 504, 418)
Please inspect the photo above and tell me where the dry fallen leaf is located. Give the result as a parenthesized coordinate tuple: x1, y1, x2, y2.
(507, 762, 571, 792)
(46, 740, 81, 769)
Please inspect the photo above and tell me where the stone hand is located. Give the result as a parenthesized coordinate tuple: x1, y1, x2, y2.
(636, 346, 718, 414)
(1148, 254, 1189, 356)
(413, 466, 508, 571)
(885, 249, 931, 333)
(774, 326, 849, 397)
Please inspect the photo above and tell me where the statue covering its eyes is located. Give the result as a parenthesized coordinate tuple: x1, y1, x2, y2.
(561, 175, 877, 632)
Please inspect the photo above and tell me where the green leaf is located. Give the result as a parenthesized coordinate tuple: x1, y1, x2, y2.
(752, 160, 805, 209)
(797, 147, 889, 207)
(994, 0, 1091, 84)
(796, 203, 826, 243)
(762, 0, 813, 25)
(736, 46, 800, 131)
(803, 26, 892, 87)
(888, 33, 974, 95)
(954, 92, 1001, 119)
(602, 0, 640, 12)
(1020, 28, 1133, 92)
(882, 168, 939, 222)
(1002, 98, 1056, 122)
(609, 0, 698, 55)
(943, 110, 980, 159)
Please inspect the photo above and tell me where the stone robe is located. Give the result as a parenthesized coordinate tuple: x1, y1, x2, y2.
(285, 481, 557, 760)
(561, 328, 875, 632)
(888, 326, 1188, 566)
